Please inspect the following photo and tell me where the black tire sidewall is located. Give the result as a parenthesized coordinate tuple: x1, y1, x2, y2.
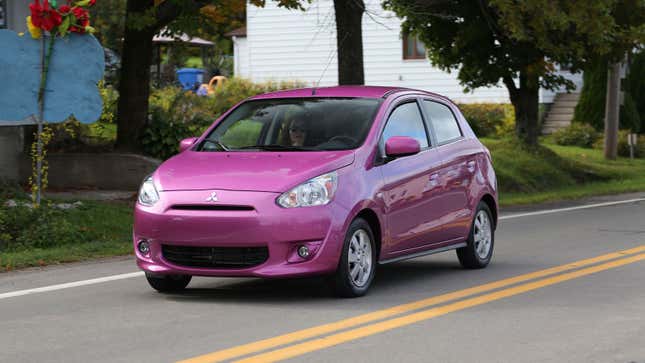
(470, 203, 494, 265)
(334, 218, 377, 297)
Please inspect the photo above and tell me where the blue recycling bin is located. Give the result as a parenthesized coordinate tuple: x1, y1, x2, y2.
(176, 68, 205, 91)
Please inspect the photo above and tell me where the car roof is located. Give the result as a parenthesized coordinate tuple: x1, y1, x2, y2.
(248, 85, 450, 101)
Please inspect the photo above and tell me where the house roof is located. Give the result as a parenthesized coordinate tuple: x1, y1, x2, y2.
(225, 26, 247, 37)
(249, 85, 448, 100)
(153, 30, 214, 46)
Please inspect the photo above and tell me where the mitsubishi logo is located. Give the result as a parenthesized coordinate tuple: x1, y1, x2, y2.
(205, 192, 218, 202)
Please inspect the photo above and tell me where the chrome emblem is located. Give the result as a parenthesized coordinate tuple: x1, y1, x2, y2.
(205, 192, 218, 202)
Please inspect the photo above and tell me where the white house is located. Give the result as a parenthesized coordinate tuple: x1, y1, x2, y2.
(231, 0, 583, 104)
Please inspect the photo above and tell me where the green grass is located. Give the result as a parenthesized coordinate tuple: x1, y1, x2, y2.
(482, 138, 645, 206)
(0, 201, 133, 271)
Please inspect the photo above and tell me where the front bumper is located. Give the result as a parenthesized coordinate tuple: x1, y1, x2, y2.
(133, 189, 348, 278)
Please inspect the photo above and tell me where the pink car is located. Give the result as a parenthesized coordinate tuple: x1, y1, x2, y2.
(134, 86, 498, 297)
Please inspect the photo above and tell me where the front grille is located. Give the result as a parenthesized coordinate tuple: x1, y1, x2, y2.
(162, 245, 269, 269)
(170, 205, 254, 211)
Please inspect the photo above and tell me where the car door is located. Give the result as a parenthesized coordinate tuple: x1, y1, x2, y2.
(378, 99, 446, 257)
(420, 99, 479, 242)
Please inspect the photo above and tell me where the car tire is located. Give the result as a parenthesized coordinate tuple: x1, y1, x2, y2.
(332, 218, 377, 298)
(145, 272, 192, 293)
(457, 201, 495, 269)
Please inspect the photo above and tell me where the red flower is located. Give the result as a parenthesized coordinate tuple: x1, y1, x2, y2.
(58, 5, 71, 14)
(69, 6, 90, 33)
(29, 0, 62, 32)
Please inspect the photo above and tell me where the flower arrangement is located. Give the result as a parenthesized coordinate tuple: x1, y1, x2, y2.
(25, 0, 97, 206)
(27, 0, 95, 38)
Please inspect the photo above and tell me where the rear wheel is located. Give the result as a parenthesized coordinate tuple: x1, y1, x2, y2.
(332, 218, 377, 298)
(145, 272, 192, 293)
(457, 202, 494, 269)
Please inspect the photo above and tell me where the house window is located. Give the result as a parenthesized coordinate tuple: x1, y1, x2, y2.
(403, 33, 426, 60)
(0, 0, 7, 29)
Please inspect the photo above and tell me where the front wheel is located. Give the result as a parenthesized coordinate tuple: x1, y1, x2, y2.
(457, 202, 494, 269)
(332, 218, 377, 298)
(145, 272, 192, 293)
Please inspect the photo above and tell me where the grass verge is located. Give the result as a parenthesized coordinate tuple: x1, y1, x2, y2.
(0, 200, 133, 271)
(482, 138, 645, 206)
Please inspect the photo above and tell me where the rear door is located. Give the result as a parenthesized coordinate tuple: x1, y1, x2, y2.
(378, 99, 445, 257)
(420, 99, 479, 242)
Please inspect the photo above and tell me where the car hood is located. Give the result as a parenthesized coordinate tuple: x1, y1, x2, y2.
(155, 150, 355, 193)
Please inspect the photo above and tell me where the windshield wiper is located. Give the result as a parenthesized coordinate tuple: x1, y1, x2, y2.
(235, 144, 312, 151)
(201, 138, 229, 151)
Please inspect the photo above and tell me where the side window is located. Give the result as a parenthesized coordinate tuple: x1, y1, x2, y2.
(382, 102, 429, 148)
(422, 100, 462, 144)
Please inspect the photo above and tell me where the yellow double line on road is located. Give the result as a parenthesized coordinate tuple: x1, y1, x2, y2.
(179, 245, 645, 363)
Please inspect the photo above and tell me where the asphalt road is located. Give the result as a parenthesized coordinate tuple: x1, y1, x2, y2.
(2, 194, 645, 363)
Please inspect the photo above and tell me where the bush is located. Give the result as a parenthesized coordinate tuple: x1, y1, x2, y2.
(142, 87, 214, 160)
(552, 123, 601, 148)
(458, 103, 514, 138)
(593, 130, 645, 158)
(0, 205, 84, 251)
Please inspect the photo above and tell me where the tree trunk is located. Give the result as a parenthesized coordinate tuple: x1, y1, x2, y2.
(115, 0, 155, 151)
(333, 0, 365, 85)
(507, 66, 540, 146)
(603, 61, 621, 160)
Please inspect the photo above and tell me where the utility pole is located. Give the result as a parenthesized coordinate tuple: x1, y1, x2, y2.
(603, 61, 621, 160)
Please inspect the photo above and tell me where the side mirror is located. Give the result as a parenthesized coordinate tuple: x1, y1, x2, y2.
(179, 137, 198, 152)
(385, 136, 421, 158)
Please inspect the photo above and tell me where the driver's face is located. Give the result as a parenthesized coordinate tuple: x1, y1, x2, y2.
(289, 121, 307, 146)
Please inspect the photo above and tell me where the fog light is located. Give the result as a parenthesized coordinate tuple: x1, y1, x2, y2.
(297, 245, 310, 258)
(138, 240, 150, 255)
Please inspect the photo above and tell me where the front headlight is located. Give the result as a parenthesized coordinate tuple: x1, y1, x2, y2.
(138, 176, 160, 207)
(277, 171, 338, 208)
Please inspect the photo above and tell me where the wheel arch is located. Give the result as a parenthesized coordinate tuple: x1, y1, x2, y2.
(480, 193, 498, 229)
(354, 208, 382, 259)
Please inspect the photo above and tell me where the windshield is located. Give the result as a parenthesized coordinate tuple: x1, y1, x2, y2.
(196, 98, 382, 152)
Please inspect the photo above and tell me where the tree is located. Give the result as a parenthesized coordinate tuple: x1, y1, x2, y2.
(334, 0, 365, 85)
(114, 0, 306, 151)
(384, 0, 644, 146)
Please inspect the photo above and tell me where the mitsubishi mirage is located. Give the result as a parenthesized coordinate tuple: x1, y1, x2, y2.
(134, 86, 498, 297)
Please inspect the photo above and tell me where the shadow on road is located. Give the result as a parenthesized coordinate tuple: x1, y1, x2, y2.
(162, 259, 473, 304)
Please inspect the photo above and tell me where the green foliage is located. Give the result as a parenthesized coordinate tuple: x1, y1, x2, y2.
(552, 123, 601, 148)
(458, 103, 514, 138)
(593, 130, 645, 158)
(574, 61, 607, 130)
(141, 79, 307, 159)
(627, 51, 645, 129)
(90, 0, 126, 53)
(0, 205, 83, 251)
(99, 81, 118, 124)
(142, 87, 214, 160)
(209, 78, 307, 118)
(384, 0, 644, 145)
(0, 200, 133, 270)
(574, 52, 644, 133)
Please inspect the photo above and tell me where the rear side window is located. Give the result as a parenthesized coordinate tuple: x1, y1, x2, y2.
(422, 100, 462, 144)
(382, 102, 429, 148)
